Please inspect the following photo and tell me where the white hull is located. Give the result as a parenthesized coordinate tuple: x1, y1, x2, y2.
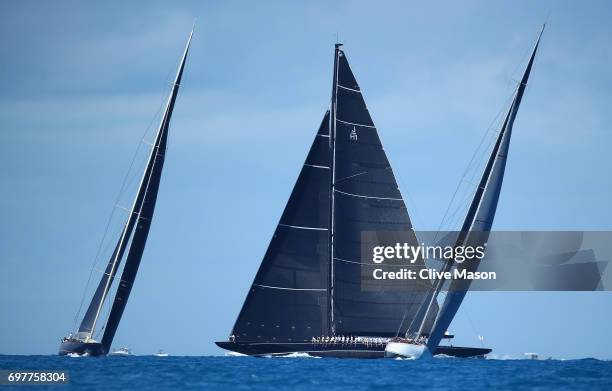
(384, 342, 428, 359)
(109, 348, 132, 356)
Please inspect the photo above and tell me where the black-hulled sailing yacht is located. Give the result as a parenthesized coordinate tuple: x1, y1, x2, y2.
(216, 44, 489, 358)
(385, 26, 544, 359)
(59, 31, 192, 357)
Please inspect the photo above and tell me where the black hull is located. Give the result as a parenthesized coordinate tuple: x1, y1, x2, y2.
(216, 341, 491, 359)
(58, 340, 106, 357)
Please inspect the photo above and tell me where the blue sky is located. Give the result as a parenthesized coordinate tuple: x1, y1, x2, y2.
(1, 1, 611, 358)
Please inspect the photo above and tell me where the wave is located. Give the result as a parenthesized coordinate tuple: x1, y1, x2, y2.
(224, 351, 248, 357)
(266, 352, 321, 359)
(67, 352, 90, 357)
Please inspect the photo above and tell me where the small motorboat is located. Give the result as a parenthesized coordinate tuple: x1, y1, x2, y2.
(153, 350, 169, 357)
(109, 347, 132, 356)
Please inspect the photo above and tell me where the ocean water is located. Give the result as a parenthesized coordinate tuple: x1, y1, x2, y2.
(1, 355, 611, 390)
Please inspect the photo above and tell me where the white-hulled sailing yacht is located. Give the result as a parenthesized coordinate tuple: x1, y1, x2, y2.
(58, 29, 193, 357)
(385, 26, 544, 359)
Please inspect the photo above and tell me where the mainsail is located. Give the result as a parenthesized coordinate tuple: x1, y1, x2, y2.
(424, 27, 544, 351)
(72, 30, 192, 352)
(230, 44, 433, 343)
(330, 45, 432, 336)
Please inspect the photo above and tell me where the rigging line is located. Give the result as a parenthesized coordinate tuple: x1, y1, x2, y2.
(443, 129, 500, 232)
(90, 223, 125, 270)
(92, 268, 131, 285)
(395, 301, 412, 337)
(461, 294, 484, 347)
(97, 212, 140, 340)
(396, 299, 426, 338)
(437, 125, 497, 234)
(448, 173, 494, 230)
(118, 151, 153, 203)
(444, 115, 504, 232)
(507, 26, 544, 93)
(432, 90, 515, 241)
(71, 83, 170, 333)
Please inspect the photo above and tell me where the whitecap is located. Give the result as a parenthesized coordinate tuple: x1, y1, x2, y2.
(225, 351, 248, 357)
(67, 352, 89, 357)
(274, 352, 321, 359)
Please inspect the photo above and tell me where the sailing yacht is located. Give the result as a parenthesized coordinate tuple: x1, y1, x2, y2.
(216, 43, 489, 358)
(385, 26, 544, 359)
(58, 30, 193, 357)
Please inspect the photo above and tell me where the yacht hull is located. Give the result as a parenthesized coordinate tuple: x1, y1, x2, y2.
(58, 340, 106, 356)
(384, 341, 428, 359)
(216, 341, 490, 359)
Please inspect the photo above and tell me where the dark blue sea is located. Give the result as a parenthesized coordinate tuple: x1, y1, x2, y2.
(1, 355, 611, 390)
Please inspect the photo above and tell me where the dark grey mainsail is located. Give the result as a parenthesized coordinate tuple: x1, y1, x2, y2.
(60, 30, 192, 355)
(330, 46, 432, 336)
(229, 44, 433, 344)
(424, 27, 543, 351)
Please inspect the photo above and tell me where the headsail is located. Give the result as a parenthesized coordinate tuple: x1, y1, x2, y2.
(231, 112, 331, 342)
(72, 30, 192, 350)
(330, 45, 432, 336)
(78, 238, 126, 336)
(424, 27, 544, 351)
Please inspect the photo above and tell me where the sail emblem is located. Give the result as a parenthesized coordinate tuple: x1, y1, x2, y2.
(350, 127, 358, 141)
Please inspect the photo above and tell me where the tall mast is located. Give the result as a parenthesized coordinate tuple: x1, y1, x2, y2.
(328, 43, 342, 336)
(416, 25, 544, 341)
